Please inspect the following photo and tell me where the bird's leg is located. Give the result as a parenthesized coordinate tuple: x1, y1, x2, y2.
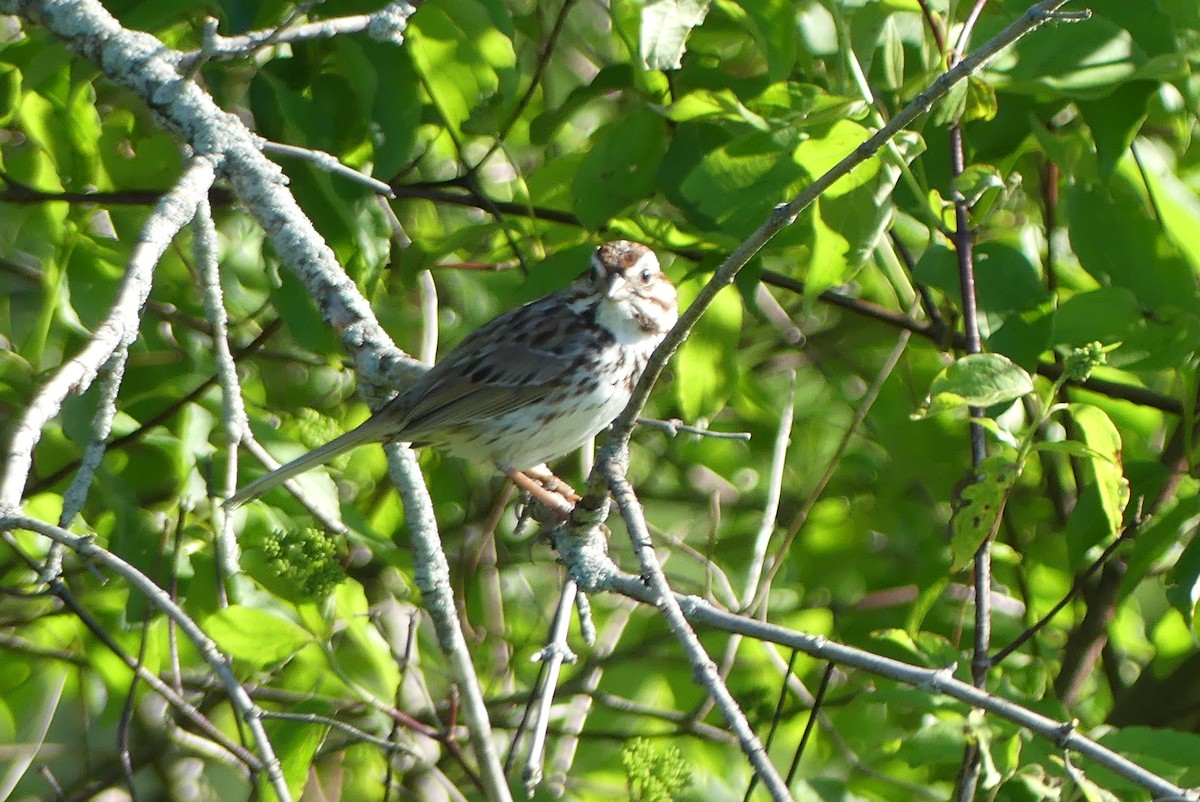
(506, 468, 576, 520)
(524, 464, 582, 503)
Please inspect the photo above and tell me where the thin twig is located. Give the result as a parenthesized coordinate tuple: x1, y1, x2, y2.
(991, 511, 1141, 664)
(175, 2, 417, 69)
(944, 4, 995, 797)
(636, 418, 752, 441)
(784, 662, 835, 787)
(261, 140, 395, 198)
(521, 579, 579, 796)
(740, 373, 795, 609)
(260, 710, 421, 756)
(40, 348, 128, 583)
(195, 195, 244, 604)
(474, 0, 577, 171)
(744, 649, 799, 802)
(545, 596, 640, 794)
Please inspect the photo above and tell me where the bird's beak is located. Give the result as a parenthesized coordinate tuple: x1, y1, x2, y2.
(603, 271, 624, 299)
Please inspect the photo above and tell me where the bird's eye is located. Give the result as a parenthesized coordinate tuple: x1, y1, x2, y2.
(639, 267, 653, 283)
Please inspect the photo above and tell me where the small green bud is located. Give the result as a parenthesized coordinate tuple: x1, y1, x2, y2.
(1063, 341, 1112, 382)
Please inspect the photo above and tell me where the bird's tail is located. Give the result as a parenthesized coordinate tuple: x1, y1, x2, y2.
(225, 417, 390, 508)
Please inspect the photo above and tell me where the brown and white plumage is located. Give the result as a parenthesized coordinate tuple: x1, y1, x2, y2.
(227, 240, 678, 507)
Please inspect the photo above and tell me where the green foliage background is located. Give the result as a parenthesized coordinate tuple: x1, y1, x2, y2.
(3, 0, 1200, 799)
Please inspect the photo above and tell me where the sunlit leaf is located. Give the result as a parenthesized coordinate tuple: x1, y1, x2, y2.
(640, 0, 710, 70)
(206, 606, 314, 668)
(914, 354, 1034, 418)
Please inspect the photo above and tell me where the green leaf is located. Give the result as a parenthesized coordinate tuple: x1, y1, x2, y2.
(264, 699, 330, 799)
(718, 0, 797, 81)
(953, 165, 1005, 208)
(1066, 403, 1129, 549)
(571, 107, 667, 229)
(407, 0, 515, 134)
(271, 269, 340, 355)
(991, 11, 1183, 98)
(327, 585, 401, 701)
(914, 354, 1034, 418)
(529, 65, 634, 144)
(205, 606, 314, 668)
(1097, 726, 1200, 786)
(664, 124, 805, 236)
(1076, 81, 1154, 183)
(640, 0, 711, 70)
(949, 455, 1018, 571)
(1068, 170, 1198, 315)
(800, 197, 852, 313)
(1051, 288, 1141, 349)
(793, 120, 918, 307)
(344, 39, 420, 182)
(1167, 532, 1200, 628)
(962, 76, 998, 124)
(1032, 440, 1113, 462)
(674, 272, 742, 420)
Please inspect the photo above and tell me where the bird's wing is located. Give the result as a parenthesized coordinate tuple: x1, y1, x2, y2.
(396, 342, 579, 440)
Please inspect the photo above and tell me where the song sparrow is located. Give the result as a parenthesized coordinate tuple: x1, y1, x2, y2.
(228, 240, 678, 507)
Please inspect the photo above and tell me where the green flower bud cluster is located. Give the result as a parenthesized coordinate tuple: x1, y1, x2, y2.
(244, 527, 345, 602)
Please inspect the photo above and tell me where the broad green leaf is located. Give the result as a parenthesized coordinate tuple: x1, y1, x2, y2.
(1051, 288, 1141, 349)
(792, 119, 881, 196)
(893, 717, 967, 767)
(914, 353, 1034, 418)
(913, 242, 1050, 315)
(1097, 726, 1200, 786)
(1063, 754, 1122, 802)
(1033, 440, 1112, 462)
(715, 0, 797, 81)
(913, 241, 1052, 367)
(640, 0, 711, 70)
(799, 198, 851, 314)
(665, 124, 805, 236)
(794, 121, 919, 306)
(0, 61, 21, 127)
(988, 11, 1183, 98)
(338, 39, 420, 183)
(665, 88, 770, 129)
(407, 0, 515, 133)
(1122, 141, 1200, 281)
(571, 108, 667, 229)
(205, 606, 314, 668)
(529, 65, 634, 144)
(1076, 81, 1154, 183)
(1121, 488, 1200, 602)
